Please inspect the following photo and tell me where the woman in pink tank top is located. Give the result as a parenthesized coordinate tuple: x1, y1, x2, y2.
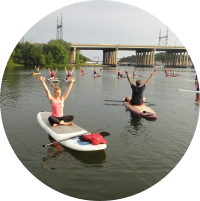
(40, 76, 75, 127)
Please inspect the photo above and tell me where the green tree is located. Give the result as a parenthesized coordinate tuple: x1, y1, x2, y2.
(46, 52, 54, 65)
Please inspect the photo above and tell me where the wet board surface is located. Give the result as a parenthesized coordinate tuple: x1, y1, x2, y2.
(47, 78, 60, 83)
(122, 97, 157, 119)
(177, 89, 200, 93)
(37, 112, 107, 151)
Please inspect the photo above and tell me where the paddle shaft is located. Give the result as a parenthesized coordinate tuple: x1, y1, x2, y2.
(43, 126, 109, 147)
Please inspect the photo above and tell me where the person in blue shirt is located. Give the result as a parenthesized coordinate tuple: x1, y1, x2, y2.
(124, 70, 155, 105)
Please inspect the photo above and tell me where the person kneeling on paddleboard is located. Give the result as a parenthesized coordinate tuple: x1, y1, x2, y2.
(65, 67, 74, 80)
(92, 67, 99, 75)
(132, 68, 139, 76)
(40, 76, 75, 127)
(35, 65, 40, 73)
(48, 68, 58, 80)
(80, 67, 85, 74)
(125, 70, 155, 105)
(118, 68, 123, 77)
(197, 79, 199, 91)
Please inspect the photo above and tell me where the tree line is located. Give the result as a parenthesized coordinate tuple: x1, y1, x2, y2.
(7, 39, 91, 66)
(118, 52, 191, 63)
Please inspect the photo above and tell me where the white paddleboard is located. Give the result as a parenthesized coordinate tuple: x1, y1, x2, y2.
(63, 78, 75, 83)
(37, 112, 107, 151)
(91, 74, 101, 77)
(48, 78, 60, 83)
(177, 89, 200, 93)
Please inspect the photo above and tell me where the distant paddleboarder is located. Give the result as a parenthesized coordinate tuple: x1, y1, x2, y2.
(165, 68, 169, 76)
(118, 68, 123, 77)
(132, 68, 139, 76)
(195, 74, 198, 80)
(35, 65, 40, 73)
(197, 79, 199, 91)
(65, 67, 74, 80)
(92, 67, 99, 75)
(173, 68, 177, 75)
(48, 68, 58, 80)
(124, 70, 156, 105)
(80, 67, 85, 74)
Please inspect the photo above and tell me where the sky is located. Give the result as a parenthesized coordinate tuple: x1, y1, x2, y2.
(23, 1, 183, 60)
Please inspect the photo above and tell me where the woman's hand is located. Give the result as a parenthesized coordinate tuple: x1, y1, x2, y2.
(125, 70, 129, 74)
(71, 77, 75, 82)
(40, 76, 46, 83)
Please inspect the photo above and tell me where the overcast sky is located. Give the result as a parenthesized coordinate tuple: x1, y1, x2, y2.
(24, 1, 183, 60)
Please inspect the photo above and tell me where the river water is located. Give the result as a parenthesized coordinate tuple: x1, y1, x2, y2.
(0, 66, 199, 200)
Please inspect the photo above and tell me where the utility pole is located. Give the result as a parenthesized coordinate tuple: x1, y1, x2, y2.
(56, 13, 63, 40)
(158, 28, 168, 45)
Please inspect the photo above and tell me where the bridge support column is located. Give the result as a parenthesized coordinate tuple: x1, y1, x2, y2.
(165, 51, 187, 68)
(111, 48, 118, 67)
(70, 47, 76, 64)
(108, 51, 111, 64)
(147, 52, 149, 65)
(135, 50, 154, 67)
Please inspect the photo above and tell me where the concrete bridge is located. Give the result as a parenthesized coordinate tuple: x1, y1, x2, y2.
(70, 44, 188, 67)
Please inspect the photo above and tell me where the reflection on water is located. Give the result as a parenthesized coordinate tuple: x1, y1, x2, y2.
(41, 135, 108, 172)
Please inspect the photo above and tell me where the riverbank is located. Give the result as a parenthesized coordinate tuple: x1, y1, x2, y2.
(6, 63, 113, 68)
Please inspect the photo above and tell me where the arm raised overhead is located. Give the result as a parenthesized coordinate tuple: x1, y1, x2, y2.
(40, 76, 54, 104)
(61, 77, 75, 101)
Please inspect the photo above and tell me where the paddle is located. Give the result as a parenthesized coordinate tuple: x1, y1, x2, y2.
(42, 126, 110, 147)
(104, 100, 149, 103)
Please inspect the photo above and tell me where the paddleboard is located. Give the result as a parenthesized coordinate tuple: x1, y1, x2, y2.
(91, 74, 101, 77)
(37, 112, 107, 151)
(48, 78, 60, 83)
(122, 97, 157, 119)
(81, 73, 86, 75)
(177, 89, 200, 93)
(133, 75, 142, 77)
(32, 72, 41, 75)
(166, 74, 179, 77)
(113, 75, 127, 78)
(63, 78, 75, 83)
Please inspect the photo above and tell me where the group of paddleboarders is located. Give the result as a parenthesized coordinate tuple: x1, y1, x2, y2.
(165, 68, 177, 76)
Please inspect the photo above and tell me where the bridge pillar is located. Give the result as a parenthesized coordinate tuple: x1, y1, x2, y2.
(70, 47, 76, 64)
(135, 50, 154, 67)
(108, 51, 111, 64)
(147, 52, 150, 65)
(165, 51, 188, 68)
